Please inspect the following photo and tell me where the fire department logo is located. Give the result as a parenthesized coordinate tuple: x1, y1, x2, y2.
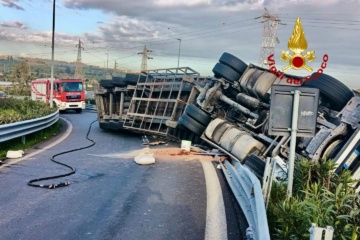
(280, 17, 315, 72)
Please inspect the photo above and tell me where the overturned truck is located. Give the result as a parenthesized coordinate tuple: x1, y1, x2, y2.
(94, 53, 360, 239)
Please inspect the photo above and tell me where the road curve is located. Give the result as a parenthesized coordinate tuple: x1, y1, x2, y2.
(0, 111, 245, 240)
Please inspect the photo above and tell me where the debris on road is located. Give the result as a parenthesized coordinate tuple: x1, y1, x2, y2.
(6, 150, 24, 159)
(181, 140, 192, 151)
(143, 141, 167, 146)
(134, 148, 155, 165)
(122, 147, 214, 162)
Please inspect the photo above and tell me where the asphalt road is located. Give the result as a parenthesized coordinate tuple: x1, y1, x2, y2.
(0, 111, 245, 240)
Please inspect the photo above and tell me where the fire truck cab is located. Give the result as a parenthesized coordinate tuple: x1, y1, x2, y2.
(31, 78, 85, 113)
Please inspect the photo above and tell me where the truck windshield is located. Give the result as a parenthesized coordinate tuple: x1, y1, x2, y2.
(61, 82, 83, 92)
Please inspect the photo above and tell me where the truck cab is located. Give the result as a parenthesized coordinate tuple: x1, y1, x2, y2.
(31, 78, 86, 113)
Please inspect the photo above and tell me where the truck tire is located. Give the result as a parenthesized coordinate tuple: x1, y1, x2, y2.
(322, 139, 345, 160)
(303, 73, 353, 111)
(244, 154, 266, 179)
(100, 79, 114, 88)
(219, 52, 248, 76)
(112, 77, 126, 87)
(212, 63, 241, 83)
(178, 114, 206, 135)
(185, 104, 212, 126)
(124, 74, 147, 85)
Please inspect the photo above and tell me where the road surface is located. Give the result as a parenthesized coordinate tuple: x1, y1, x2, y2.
(0, 111, 246, 240)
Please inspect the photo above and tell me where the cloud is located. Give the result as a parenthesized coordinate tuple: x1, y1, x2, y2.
(154, 0, 211, 7)
(0, 21, 27, 29)
(0, 0, 24, 10)
(0, 29, 80, 45)
(97, 16, 177, 43)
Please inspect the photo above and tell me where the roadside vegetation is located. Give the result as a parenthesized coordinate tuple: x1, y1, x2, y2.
(85, 98, 96, 104)
(0, 98, 56, 124)
(0, 98, 62, 160)
(0, 119, 62, 160)
(267, 159, 360, 240)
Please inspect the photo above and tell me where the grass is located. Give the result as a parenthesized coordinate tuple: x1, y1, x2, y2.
(0, 119, 62, 160)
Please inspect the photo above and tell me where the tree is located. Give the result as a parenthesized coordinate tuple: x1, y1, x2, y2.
(10, 61, 32, 95)
(65, 66, 71, 74)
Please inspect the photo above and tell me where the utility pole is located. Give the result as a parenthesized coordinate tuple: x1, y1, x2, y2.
(257, 8, 282, 67)
(177, 39, 181, 69)
(50, 0, 56, 108)
(106, 53, 109, 69)
(103, 62, 106, 78)
(75, 39, 84, 79)
(104, 53, 109, 78)
(138, 45, 153, 72)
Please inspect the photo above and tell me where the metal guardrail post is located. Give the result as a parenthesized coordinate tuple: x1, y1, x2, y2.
(309, 223, 334, 240)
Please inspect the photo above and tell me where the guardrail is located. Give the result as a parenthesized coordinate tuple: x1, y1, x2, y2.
(0, 110, 59, 143)
(202, 137, 270, 240)
(85, 104, 97, 111)
(220, 159, 270, 240)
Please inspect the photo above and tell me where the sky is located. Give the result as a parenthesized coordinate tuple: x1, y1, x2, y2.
(0, 0, 359, 88)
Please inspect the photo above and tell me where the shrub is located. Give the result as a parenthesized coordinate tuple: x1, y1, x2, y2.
(0, 98, 57, 124)
(267, 159, 360, 240)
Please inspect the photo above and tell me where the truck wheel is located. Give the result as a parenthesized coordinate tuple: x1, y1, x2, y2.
(100, 79, 114, 88)
(212, 63, 241, 83)
(178, 114, 206, 135)
(303, 73, 353, 111)
(244, 154, 266, 179)
(185, 104, 212, 126)
(219, 52, 248, 76)
(75, 109, 82, 113)
(322, 139, 345, 160)
(112, 77, 127, 87)
(124, 74, 147, 85)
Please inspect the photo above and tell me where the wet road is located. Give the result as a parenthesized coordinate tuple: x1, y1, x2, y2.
(0, 111, 245, 240)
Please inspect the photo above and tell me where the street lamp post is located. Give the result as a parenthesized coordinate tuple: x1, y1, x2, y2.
(105, 53, 109, 78)
(177, 39, 181, 69)
(50, 0, 56, 108)
(106, 53, 109, 69)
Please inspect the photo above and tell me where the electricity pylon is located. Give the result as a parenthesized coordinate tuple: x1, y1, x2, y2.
(112, 60, 118, 76)
(75, 39, 84, 79)
(138, 45, 153, 71)
(257, 8, 282, 67)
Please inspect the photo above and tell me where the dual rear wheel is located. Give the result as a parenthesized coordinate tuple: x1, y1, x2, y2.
(178, 104, 212, 135)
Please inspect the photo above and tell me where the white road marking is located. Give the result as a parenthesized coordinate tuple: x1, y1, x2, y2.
(0, 117, 72, 169)
(201, 160, 228, 240)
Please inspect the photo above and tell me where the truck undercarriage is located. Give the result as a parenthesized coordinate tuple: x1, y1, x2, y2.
(94, 52, 360, 239)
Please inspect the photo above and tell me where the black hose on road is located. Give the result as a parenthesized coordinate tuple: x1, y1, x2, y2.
(28, 119, 98, 189)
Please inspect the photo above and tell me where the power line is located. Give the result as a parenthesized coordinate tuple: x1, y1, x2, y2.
(2, 14, 359, 70)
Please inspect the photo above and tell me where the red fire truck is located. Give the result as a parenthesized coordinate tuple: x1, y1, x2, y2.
(31, 78, 85, 113)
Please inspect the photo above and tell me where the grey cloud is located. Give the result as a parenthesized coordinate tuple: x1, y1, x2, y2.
(0, 29, 80, 45)
(0, 21, 27, 29)
(212, 0, 262, 6)
(0, 0, 25, 10)
(62, 0, 255, 25)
